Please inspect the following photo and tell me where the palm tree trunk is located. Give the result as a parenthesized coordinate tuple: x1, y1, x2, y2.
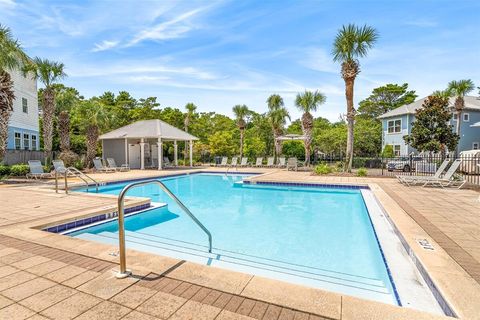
(273, 128, 282, 160)
(344, 77, 355, 172)
(239, 129, 244, 158)
(304, 129, 312, 166)
(85, 124, 99, 168)
(42, 87, 55, 163)
(0, 71, 15, 162)
(455, 110, 461, 154)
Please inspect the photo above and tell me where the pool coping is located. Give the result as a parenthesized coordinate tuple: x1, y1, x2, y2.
(3, 171, 477, 319)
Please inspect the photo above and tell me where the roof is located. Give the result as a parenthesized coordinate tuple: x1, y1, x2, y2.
(378, 95, 480, 119)
(471, 122, 480, 128)
(99, 119, 198, 141)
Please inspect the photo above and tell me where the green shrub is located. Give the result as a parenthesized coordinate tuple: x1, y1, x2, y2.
(381, 145, 395, 158)
(10, 164, 30, 176)
(177, 159, 185, 166)
(357, 167, 368, 177)
(313, 163, 333, 175)
(0, 165, 11, 176)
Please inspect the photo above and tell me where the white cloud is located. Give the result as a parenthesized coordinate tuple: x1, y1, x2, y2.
(92, 40, 119, 52)
(404, 18, 438, 28)
(301, 48, 337, 74)
(0, 0, 16, 9)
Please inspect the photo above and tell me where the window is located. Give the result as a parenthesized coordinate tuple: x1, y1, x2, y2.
(473, 142, 479, 150)
(22, 98, 28, 113)
(14, 132, 21, 150)
(463, 113, 470, 122)
(387, 119, 402, 133)
(31, 135, 37, 151)
(23, 133, 30, 150)
(453, 113, 458, 120)
(394, 145, 401, 156)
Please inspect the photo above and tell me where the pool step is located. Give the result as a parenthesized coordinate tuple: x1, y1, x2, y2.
(75, 230, 393, 299)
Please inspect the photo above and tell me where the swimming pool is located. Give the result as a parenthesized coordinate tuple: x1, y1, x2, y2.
(70, 173, 398, 304)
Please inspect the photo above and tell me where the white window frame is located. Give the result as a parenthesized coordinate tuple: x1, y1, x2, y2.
(14, 131, 21, 150)
(453, 113, 458, 120)
(387, 119, 402, 134)
(473, 142, 479, 150)
(393, 145, 401, 156)
(463, 113, 470, 122)
(22, 97, 28, 113)
(23, 133, 30, 150)
(31, 135, 37, 151)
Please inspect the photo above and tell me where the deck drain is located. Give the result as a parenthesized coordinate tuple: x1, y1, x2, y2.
(416, 238, 435, 251)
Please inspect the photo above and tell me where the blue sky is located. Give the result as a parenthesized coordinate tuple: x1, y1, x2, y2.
(1, 0, 479, 121)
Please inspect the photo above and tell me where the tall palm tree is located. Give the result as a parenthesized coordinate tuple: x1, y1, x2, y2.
(267, 94, 290, 159)
(295, 90, 326, 166)
(432, 89, 452, 99)
(0, 24, 29, 161)
(27, 58, 66, 162)
(183, 102, 197, 165)
(232, 104, 250, 158)
(447, 79, 475, 142)
(332, 24, 378, 172)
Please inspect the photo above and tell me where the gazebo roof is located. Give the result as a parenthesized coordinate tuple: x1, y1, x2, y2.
(99, 119, 199, 141)
(276, 134, 306, 141)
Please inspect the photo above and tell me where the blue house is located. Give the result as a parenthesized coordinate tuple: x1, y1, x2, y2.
(6, 70, 40, 151)
(378, 96, 480, 155)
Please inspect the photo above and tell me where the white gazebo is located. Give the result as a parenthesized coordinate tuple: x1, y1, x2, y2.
(99, 119, 199, 170)
(276, 133, 306, 141)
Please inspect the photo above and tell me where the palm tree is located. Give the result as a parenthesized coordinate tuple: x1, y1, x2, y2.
(295, 90, 326, 166)
(267, 94, 290, 159)
(447, 79, 475, 142)
(232, 104, 250, 158)
(332, 24, 378, 172)
(183, 102, 197, 165)
(27, 58, 66, 162)
(0, 24, 29, 161)
(432, 89, 452, 99)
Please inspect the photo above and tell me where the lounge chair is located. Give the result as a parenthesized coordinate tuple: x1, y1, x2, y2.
(93, 158, 116, 173)
(52, 159, 69, 176)
(218, 157, 228, 167)
(421, 159, 465, 188)
(239, 157, 248, 167)
(287, 157, 298, 171)
(266, 157, 275, 168)
(277, 157, 286, 168)
(230, 157, 238, 167)
(107, 158, 130, 172)
(255, 157, 263, 167)
(26, 160, 53, 179)
(397, 159, 449, 186)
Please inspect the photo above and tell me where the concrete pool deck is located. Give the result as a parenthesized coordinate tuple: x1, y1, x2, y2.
(0, 168, 479, 319)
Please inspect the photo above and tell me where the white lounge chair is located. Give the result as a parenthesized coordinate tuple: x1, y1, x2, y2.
(277, 157, 286, 168)
(93, 158, 116, 173)
(26, 160, 53, 179)
(255, 157, 263, 167)
(218, 157, 228, 167)
(421, 159, 465, 188)
(398, 159, 450, 186)
(287, 157, 298, 171)
(107, 158, 130, 172)
(52, 159, 69, 176)
(230, 157, 238, 167)
(266, 157, 275, 167)
(239, 157, 248, 167)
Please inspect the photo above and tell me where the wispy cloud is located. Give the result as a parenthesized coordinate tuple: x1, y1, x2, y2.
(92, 40, 119, 52)
(0, 0, 16, 9)
(404, 18, 438, 28)
(301, 48, 337, 74)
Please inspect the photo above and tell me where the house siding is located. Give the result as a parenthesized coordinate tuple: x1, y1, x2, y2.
(6, 70, 39, 151)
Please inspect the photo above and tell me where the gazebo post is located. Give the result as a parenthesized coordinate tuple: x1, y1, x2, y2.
(124, 138, 128, 166)
(140, 138, 145, 170)
(189, 140, 193, 167)
(174, 140, 178, 166)
(157, 138, 163, 170)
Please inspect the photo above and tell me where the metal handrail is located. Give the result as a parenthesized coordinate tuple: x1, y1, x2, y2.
(116, 179, 213, 278)
(55, 167, 99, 194)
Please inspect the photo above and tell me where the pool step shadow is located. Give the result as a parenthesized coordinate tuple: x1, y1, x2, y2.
(75, 230, 395, 303)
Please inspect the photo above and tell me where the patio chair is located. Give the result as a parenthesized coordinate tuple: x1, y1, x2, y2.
(277, 157, 286, 168)
(162, 157, 176, 168)
(52, 159, 69, 176)
(397, 159, 449, 186)
(255, 157, 263, 167)
(26, 160, 53, 179)
(266, 157, 275, 167)
(107, 158, 130, 172)
(421, 159, 465, 188)
(230, 157, 238, 167)
(239, 157, 249, 167)
(287, 157, 298, 171)
(218, 157, 228, 167)
(93, 158, 116, 173)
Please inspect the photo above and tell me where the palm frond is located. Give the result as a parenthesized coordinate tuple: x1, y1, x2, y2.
(332, 23, 378, 63)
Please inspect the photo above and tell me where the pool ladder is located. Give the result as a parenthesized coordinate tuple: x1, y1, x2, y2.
(115, 179, 213, 278)
(55, 167, 99, 194)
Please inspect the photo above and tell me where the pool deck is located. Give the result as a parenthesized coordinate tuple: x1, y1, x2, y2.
(0, 167, 479, 319)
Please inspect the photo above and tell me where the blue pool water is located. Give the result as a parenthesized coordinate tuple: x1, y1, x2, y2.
(70, 173, 397, 304)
